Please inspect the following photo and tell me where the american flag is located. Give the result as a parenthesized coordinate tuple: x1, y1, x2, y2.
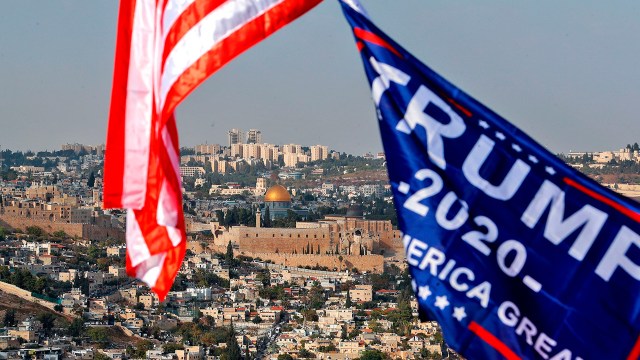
(103, 0, 321, 301)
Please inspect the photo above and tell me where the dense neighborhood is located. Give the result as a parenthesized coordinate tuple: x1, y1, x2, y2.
(0, 137, 638, 359)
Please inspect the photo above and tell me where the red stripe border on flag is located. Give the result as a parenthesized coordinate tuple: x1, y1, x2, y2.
(468, 321, 521, 360)
(564, 177, 640, 222)
(353, 27, 402, 58)
(104, 0, 136, 208)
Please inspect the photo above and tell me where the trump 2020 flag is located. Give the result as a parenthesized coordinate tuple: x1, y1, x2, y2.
(104, 0, 321, 301)
(340, 1, 640, 359)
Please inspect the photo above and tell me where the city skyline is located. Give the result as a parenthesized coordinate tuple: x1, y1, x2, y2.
(0, 1, 639, 155)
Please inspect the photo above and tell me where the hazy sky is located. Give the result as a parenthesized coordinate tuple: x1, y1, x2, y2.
(0, 1, 638, 155)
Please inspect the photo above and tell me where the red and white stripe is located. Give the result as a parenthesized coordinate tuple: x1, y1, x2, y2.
(104, 0, 321, 301)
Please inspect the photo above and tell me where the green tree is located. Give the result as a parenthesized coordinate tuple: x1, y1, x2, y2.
(220, 326, 241, 360)
(345, 290, 352, 308)
(130, 340, 154, 358)
(302, 309, 318, 322)
(94, 353, 111, 360)
(87, 327, 110, 342)
(298, 349, 315, 359)
(3, 309, 15, 327)
(255, 269, 271, 287)
(308, 282, 325, 309)
(26, 226, 45, 238)
(225, 241, 234, 262)
(68, 318, 85, 337)
(359, 349, 388, 360)
(52, 230, 67, 239)
(162, 343, 184, 354)
(278, 355, 294, 360)
(36, 313, 56, 337)
(263, 207, 272, 228)
(87, 172, 96, 188)
(215, 210, 225, 224)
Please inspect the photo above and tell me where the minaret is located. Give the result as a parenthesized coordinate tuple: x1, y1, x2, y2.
(255, 208, 261, 228)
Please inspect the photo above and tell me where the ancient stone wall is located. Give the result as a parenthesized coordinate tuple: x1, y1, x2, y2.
(236, 252, 384, 274)
(0, 214, 84, 237)
(82, 224, 125, 242)
(378, 229, 404, 256)
(0, 281, 58, 311)
(0, 214, 124, 241)
(239, 236, 333, 255)
(185, 241, 384, 273)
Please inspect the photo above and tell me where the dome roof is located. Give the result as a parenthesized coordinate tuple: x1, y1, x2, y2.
(264, 185, 291, 202)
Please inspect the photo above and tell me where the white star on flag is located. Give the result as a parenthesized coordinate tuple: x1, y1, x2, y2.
(434, 295, 450, 310)
(478, 120, 490, 129)
(418, 285, 432, 300)
(512, 144, 522, 152)
(528, 155, 539, 163)
(495, 132, 506, 140)
(545, 166, 557, 175)
(453, 307, 467, 321)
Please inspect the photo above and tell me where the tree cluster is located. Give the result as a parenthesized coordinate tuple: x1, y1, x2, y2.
(218, 207, 256, 227)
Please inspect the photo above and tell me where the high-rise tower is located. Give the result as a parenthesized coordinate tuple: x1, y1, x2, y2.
(228, 128, 244, 147)
(246, 129, 262, 144)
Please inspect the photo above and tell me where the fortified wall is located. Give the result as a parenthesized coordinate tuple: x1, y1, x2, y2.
(0, 214, 124, 241)
(236, 252, 385, 274)
(214, 222, 401, 256)
(185, 241, 384, 273)
(0, 280, 58, 311)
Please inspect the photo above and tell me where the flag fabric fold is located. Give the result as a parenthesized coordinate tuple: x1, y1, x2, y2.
(104, 0, 322, 301)
(340, 1, 640, 359)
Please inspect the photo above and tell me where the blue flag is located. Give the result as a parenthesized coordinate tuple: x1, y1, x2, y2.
(340, 1, 640, 359)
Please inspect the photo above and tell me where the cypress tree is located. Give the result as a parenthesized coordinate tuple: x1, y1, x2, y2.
(225, 241, 233, 262)
(87, 172, 95, 188)
(263, 207, 272, 227)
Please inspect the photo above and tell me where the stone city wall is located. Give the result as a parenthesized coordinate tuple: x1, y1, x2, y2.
(185, 241, 384, 272)
(238, 236, 333, 255)
(0, 214, 124, 241)
(0, 214, 84, 237)
(0, 281, 58, 311)
(378, 229, 404, 256)
(236, 252, 384, 274)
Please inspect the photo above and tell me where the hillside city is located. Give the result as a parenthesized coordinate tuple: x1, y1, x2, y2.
(0, 130, 638, 360)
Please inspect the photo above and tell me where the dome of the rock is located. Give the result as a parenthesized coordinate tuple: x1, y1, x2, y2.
(264, 185, 291, 202)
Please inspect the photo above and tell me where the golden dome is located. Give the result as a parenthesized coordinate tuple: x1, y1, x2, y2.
(264, 185, 291, 202)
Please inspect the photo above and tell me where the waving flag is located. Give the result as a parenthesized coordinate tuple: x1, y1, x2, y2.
(104, 0, 321, 301)
(340, 1, 640, 359)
